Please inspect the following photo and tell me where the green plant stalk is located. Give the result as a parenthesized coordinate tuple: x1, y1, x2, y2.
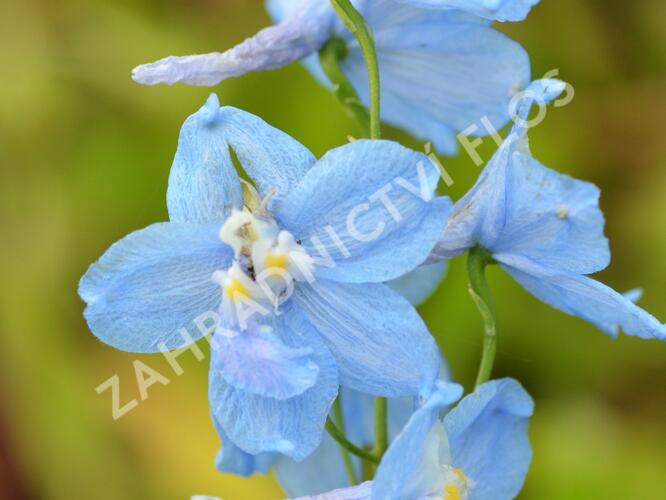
(467, 246, 497, 388)
(330, 0, 381, 139)
(332, 395, 358, 485)
(319, 38, 370, 137)
(372, 396, 388, 460)
(326, 417, 379, 464)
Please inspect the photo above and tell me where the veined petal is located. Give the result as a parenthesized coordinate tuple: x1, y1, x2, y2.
(132, 2, 333, 86)
(79, 222, 230, 353)
(277, 140, 451, 283)
(340, 5, 530, 154)
(443, 378, 534, 500)
(167, 94, 243, 224)
(291, 481, 374, 500)
(222, 107, 317, 205)
(294, 280, 441, 397)
(210, 322, 320, 400)
(372, 382, 463, 500)
(213, 417, 276, 477)
(209, 305, 338, 460)
(394, 0, 540, 22)
(387, 261, 448, 306)
(496, 254, 666, 341)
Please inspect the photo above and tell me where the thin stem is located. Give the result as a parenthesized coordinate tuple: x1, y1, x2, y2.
(332, 395, 358, 485)
(326, 418, 379, 464)
(319, 38, 370, 136)
(330, 0, 381, 139)
(467, 246, 497, 389)
(372, 397, 388, 460)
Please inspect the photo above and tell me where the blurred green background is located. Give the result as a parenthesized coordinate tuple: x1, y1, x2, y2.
(1, 0, 665, 498)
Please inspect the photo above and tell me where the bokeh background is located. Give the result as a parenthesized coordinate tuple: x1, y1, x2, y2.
(1, 0, 665, 498)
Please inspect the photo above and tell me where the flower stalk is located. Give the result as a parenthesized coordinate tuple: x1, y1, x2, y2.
(467, 246, 497, 388)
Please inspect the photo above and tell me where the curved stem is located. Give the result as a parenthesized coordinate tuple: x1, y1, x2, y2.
(326, 417, 379, 464)
(330, 0, 381, 139)
(467, 246, 497, 388)
(332, 395, 358, 485)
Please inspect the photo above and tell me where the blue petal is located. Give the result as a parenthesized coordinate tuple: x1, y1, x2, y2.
(290, 481, 374, 500)
(222, 107, 317, 205)
(393, 0, 540, 22)
(79, 222, 231, 353)
(132, 3, 333, 86)
(210, 322, 320, 400)
(372, 382, 463, 500)
(295, 280, 441, 397)
(386, 261, 448, 306)
(167, 94, 243, 224)
(213, 416, 276, 477)
(496, 254, 666, 341)
(432, 79, 610, 276)
(209, 305, 338, 460)
(338, 5, 530, 154)
(277, 140, 451, 283)
(443, 378, 534, 500)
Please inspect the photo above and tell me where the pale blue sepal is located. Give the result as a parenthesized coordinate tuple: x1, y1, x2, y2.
(290, 480, 374, 500)
(497, 254, 666, 341)
(277, 139, 451, 283)
(210, 322, 320, 399)
(394, 0, 541, 22)
(339, 2, 531, 154)
(387, 261, 448, 306)
(295, 280, 441, 398)
(167, 94, 243, 224)
(213, 417, 276, 477)
(79, 222, 231, 353)
(371, 382, 463, 500)
(443, 378, 534, 500)
(132, 2, 333, 86)
(209, 305, 338, 460)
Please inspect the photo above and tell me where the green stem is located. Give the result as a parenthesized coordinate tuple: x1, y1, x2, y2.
(319, 38, 370, 137)
(467, 246, 497, 389)
(372, 397, 388, 460)
(332, 395, 358, 485)
(330, 0, 381, 139)
(326, 417, 379, 464)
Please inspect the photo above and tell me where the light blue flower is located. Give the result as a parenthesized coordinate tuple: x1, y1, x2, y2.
(394, 0, 540, 22)
(430, 79, 666, 341)
(132, 0, 535, 154)
(293, 379, 533, 500)
(79, 94, 451, 460)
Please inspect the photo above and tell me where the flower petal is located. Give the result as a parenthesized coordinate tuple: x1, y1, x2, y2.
(222, 107, 317, 205)
(212, 416, 276, 477)
(79, 222, 230, 353)
(294, 280, 441, 397)
(386, 261, 448, 306)
(277, 140, 451, 283)
(394, 0, 540, 22)
(167, 94, 243, 224)
(339, 6, 530, 154)
(211, 321, 320, 400)
(443, 378, 534, 500)
(496, 254, 666, 341)
(290, 481, 374, 500)
(132, 3, 332, 86)
(372, 382, 463, 500)
(209, 305, 338, 460)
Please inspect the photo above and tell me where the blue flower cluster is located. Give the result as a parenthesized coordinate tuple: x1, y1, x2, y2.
(80, 1, 665, 499)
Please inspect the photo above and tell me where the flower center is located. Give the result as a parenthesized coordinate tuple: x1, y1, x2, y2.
(214, 208, 314, 328)
(442, 467, 472, 500)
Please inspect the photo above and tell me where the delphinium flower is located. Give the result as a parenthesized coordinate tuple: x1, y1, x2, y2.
(291, 378, 533, 500)
(79, 93, 452, 460)
(132, 0, 537, 153)
(430, 78, 666, 341)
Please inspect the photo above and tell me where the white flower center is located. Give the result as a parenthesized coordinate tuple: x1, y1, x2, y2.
(214, 209, 314, 328)
(441, 466, 472, 500)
